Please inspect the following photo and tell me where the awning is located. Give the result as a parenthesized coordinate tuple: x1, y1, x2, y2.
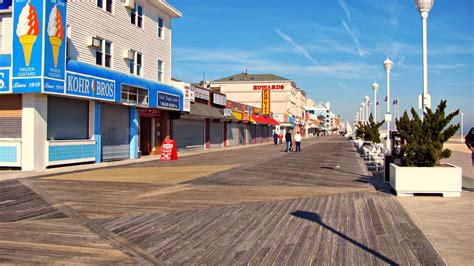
(188, 102, 223, 119)
(266, 117, 280, 126)
(66, 60, 184, 110)
(251, 114, 268, 125)
(231, 110, 243, 121)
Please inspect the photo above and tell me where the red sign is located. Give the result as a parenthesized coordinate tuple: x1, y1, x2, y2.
(253, 85, 285, 90)
(262, 89, 270, 115)
(160, 139, 178, 161)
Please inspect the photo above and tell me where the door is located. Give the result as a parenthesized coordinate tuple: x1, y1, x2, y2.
(210, 121, 222, 148)
(140, 117, 152, 155)
(101, 104, 130, 160)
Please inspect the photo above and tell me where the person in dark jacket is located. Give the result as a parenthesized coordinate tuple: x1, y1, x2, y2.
(465, 127, 474, 168)
(273, 132, 278, 145)
(285, 130, 292, 152)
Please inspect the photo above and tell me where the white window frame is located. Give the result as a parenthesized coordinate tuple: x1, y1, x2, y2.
(96, 0, 113, 14)
(157, 59, 163, 82)
(95, 38, 112, 68)
(131, 3, 143, 28)
(129, 51, 143, 76)
(157, 16, 164, 39)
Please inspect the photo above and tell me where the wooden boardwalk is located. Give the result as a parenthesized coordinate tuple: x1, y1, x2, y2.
(0, 136, 445, 265)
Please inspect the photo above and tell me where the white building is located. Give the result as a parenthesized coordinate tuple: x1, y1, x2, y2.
(0, 0, 184, 170)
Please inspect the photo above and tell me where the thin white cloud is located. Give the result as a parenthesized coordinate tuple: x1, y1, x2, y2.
(274, 29, 318, 64)
(337, 81, 356, 92)
(341, 20, 368, 57)
(338, 0, 352, 23)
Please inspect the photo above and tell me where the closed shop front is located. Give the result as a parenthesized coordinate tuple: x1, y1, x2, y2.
(0, 95, 22, 138)
(238, 123, 247, 145)
(173, 119, 204, 150)
(248, 124, 256, 144)
(101, 103, 130, 161)
(48, 96, 89, 141)
(210, 121, 223, 148)
(257, 125, 263, 143)
(227, 123, 239, 146)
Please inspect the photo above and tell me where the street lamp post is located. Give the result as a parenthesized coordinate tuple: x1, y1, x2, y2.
(384, 57, 393, 150)
(415, 0, 434, 114)
(372, 82, 379, 122)
(365, 96, 370, 121)
(460, 111, 464, 141)
(361, 103, 365, 122)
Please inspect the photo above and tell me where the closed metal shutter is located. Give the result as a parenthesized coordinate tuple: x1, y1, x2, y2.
(101, 104, 130, 161)
(238, 124, 246, 145)
(0, 95, 22, 138)
(210, 121, 222, 148)
(227, 123, 238, 146)
(47, 96, 88, 140)
(256, 125, 263, 143)
(173, 119, 204, 150)
(248, 124, 256, 144)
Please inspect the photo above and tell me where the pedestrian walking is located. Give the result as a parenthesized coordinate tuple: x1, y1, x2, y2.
(285, 130, 292, 152)
(273, 132, 278, 145)
(278, 133, 283, 144)
(465, 127, 474, 168)
(294, 131, 302, 152)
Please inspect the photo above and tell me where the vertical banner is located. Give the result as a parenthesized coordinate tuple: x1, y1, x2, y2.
(43, 0, 66, 93)
(262, 88, 271, 115)
(12, 0, 43, 92)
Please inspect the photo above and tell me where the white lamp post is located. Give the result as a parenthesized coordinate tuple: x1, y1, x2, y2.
(384, 57, 393, 150)
(372, 82, 379, 122)
(415, 0, 434, 114)
(361, 103, 365, 122)
(365, 96, 370, 121)
(460, 111, 464, 142)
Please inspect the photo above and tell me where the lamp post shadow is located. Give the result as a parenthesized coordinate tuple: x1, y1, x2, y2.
(291, 210, 398, 266)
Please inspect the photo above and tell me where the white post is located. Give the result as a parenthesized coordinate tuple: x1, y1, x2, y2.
(460, 112, 464, 142)
(386, 70, 391, 149)
(374, 90, 377, 122)
(22, 94, 48, 170)
(421, 11, 431, 113)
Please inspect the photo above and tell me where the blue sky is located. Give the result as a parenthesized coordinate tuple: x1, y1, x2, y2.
(170, 0, 473, 133)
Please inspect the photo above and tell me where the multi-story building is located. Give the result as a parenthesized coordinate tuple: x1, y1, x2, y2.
(313, 102, 333, 132)
(211, 72, 305, 133)
(0, 0, 183, 170)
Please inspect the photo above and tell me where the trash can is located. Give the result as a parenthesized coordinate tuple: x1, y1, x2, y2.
(384, 155, 393, 182)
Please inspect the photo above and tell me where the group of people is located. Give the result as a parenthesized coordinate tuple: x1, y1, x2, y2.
(273, 130, 302, 152)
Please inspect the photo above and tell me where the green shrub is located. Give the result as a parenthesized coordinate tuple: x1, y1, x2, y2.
(355, 114, 385, 143)
(395, 100, 460, 167)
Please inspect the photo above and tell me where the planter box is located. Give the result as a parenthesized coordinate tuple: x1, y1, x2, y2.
(389, 163, 462, 197)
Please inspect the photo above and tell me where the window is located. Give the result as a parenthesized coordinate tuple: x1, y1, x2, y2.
(121, 85, 148, 106)
(131, 3, 143, 28)
(157, 17, 163, 38)
(97, 0, 112, 13)
(95, 39, 112, 68)
(157, 60, 163, 82)
(129, 50, 142, 76)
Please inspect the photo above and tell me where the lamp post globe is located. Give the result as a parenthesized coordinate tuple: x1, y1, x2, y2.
(372, 82, 379, 122)
(414, 0, 434, 114)
(384, 57, 393, 151)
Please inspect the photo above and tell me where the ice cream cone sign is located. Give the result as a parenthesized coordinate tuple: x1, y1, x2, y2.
(16, 0, 40, 67)
(47, 4, 64, 67)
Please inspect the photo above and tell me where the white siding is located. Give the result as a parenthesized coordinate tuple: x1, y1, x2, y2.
(67, 0, 173, 84)
(1, 17, 12, 54)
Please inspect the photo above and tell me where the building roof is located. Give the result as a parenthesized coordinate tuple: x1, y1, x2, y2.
(212, 73, 290, 83)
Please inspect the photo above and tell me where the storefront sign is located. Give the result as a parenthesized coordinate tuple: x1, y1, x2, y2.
(253, 84, 285, 90)
(12, 0, 44, 92)
(160, 139, 178, 161)
(253, 107, 261, 114)
(65, 72, 115, 101)
(0, 0, 12, 9)
(0, 68, 11, 93)
(193, 86, 209, 100)
(262, 88, 270, 115)
(189, 86, 196, 102)
(232, 110, 242, 120)
(157, 91, 180, 110)
(138, 107, 161, 118)
(43, 0, 67, 93)
(242, 113, 250, 121)
(183, 85, 191, 112)
(212, 93, 227, 106)
(227, 100, 245, 112)
(223, 109, 232, 117)
(12, 0, 67, 93)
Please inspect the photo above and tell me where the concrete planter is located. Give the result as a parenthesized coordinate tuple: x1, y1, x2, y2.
(389, 163, 462, 197)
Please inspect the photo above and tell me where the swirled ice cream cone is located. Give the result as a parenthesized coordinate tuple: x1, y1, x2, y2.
(16, 1, 40, 67)
(48, 4, 64, 67)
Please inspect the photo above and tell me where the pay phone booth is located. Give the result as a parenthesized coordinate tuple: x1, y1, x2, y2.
(384, 131, 405, 181)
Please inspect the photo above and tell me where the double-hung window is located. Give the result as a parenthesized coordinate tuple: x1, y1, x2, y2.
(131, 3, 143, 28)
(97, 0, 112, 13)
(157, 60, 163, 82)
(129, 51, 142, 76)
(95, 39, 112, 68)
(157, 17, 164, 39)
